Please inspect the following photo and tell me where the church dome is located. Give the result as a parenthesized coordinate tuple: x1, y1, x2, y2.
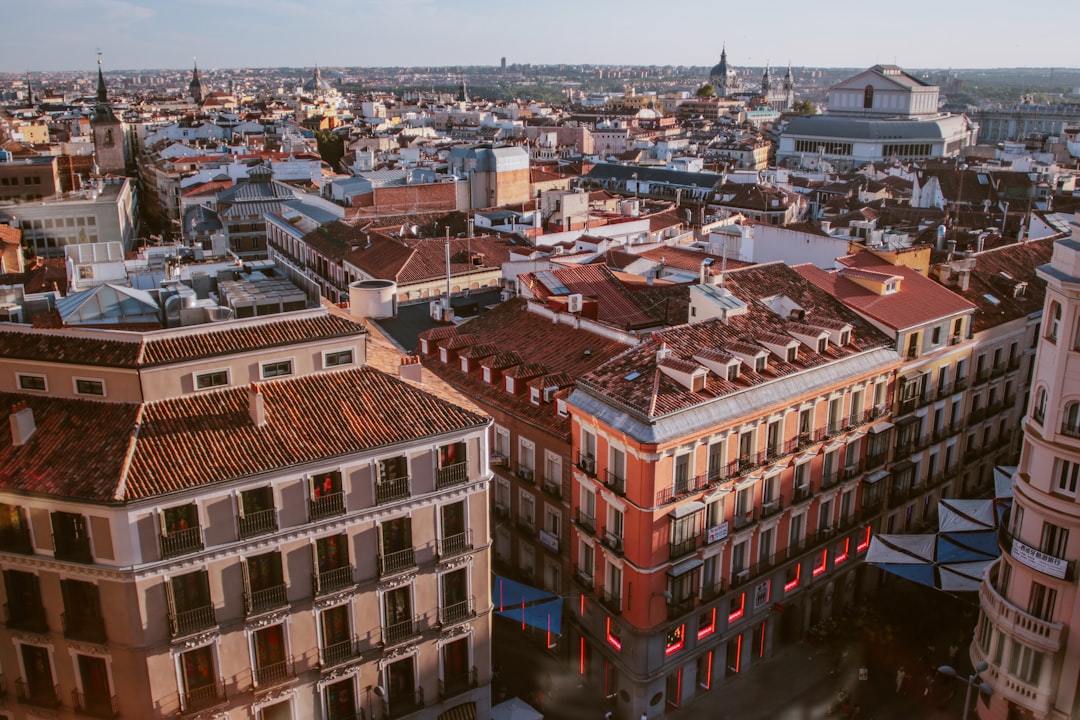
(303, 66, 332, 93)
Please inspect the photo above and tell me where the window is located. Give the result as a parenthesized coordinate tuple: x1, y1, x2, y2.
(74, 654, 114, 716)
(519, 492, 535, 530)
(441, 636, 473, 697)
(167, 570, 215, 637)
(376, 455, 410, 504)
(323, 349, 354, 368)
(313, 534, 352, 595)
(3, 570, 46, 632)
(863, 85, 874, 109)
(0, 503, 31, 554)
(309, 471, 345, 519)
(518, 439, 535, 480)
(440, 567, 471, 625)
(437, 441, 468, 488)
(440, 501, 469, 557)
(1033, 388, 1047, 424)
(493, 426, 510, 464)
(238, 486, 277, 538)
(16, 374, 46, 391)
(179, 645, 222, 712)
(379, 517, 415, 574)
(20, 642, 59, 707)
(252, 623, 290, 686)
(52, 510, 92, 563)
(766, 420, 780, 458)
(1028, 582, 1057, 621)
(1007, 640, 1043, 685)
(1040, 522, 1069, 559)
(74, 378, 105, 396)
(1062, 402, 1080, 437)
(544, 504, 561, 539)
(1054, 459, 1079, 496)
(670, 508, 702, 558)
(195, 370, 229, 390)
(61, 579, 105, 643)
(674, 454, 691, 494)
(1047, 301, 1061, 342)
(789, 512, 805, 549)
(931, 326, 941, 345)
(260, 360, 293, 379)
(243, 551, 286, 616)
(494, 477, 510, 512)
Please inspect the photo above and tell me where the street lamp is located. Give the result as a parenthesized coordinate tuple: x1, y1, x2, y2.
(937, 661, 992, 720)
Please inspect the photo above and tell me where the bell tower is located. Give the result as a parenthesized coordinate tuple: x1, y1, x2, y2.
(91, 53, 126, 175)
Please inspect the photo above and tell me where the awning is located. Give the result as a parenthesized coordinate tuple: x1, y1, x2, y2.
(668, 557, 704, 577)
(864, 469, 889, 485)
(896, 415, 921, 427)
(440, 703, 478, 720)
(869, 421, 894, 434)
(669, 501, 706, 519)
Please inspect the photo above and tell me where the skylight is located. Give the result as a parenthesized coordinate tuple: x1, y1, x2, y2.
(624, 371, 642, 381)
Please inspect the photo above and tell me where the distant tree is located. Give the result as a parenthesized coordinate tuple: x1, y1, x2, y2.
(792, 99, 817, 115)
(316, 129, 345, 171)
(696, 83, 716, 98)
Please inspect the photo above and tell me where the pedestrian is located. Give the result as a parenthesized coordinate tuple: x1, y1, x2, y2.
(895, 666, 907, 694)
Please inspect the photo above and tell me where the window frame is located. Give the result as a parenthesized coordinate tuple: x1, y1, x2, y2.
(16, 373, 47, 392)
(322, 348, 355, 369)
(73, 376, 106, 397)
(260, 358, 295, 380)
(194, 368, 230, 391)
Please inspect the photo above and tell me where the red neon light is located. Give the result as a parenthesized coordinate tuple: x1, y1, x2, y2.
(665, 624, 685, 656)
(580, 594, 585, 616)
(784, 564, 801, 592)
(579, 638, 586, 675)
(812, 549, 828, 577)
(606, 617, 622, 651)
(734, 634, 742, 673)
(675, 668, 682, 703)
(499, 579, 504, 612)
(522, 599, 526, 630)
(857, 526, 872, 552)
(728, 593, 745, 623)
(703, 650, 713, 690)
(835, 538, 850, 564)
(547, 614, 552, 648)
(697, 608, 716, 639)
(759, 622, 766, 657)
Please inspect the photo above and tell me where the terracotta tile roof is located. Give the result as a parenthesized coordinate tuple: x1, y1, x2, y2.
(955, 238, 1055, 333)
(578, 262, 895, 419)
(0, 310, 365, 368)
(796, 253, 976, 332)
(0, 224, 20, 245)
(639, 246, 754, 274)
(421, 299, 630, 437)
(519, 263, 672, 329)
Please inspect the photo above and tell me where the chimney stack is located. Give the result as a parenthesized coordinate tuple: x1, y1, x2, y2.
(399, 355, 423, 383)
(9, 402, 36, 446)
(248, 383, 266, 427)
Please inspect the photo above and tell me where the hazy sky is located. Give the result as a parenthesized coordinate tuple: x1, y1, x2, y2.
(5, 0, 1079, 72)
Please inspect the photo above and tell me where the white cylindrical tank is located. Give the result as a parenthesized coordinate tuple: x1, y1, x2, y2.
(348, 279, 397, 319)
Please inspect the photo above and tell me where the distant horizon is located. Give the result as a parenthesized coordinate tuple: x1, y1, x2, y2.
(4, 0, 1079, 74)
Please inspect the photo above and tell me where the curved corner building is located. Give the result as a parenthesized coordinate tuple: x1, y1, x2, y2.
(973, 237, 1080, 720)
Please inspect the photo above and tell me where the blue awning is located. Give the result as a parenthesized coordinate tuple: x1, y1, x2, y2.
(492, 576, 563, 635)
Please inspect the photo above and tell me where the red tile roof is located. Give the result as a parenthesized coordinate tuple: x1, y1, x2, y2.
(956, 238, 1055, 333)
(0, 366, 488, 502)
(520, 263, 674, 329)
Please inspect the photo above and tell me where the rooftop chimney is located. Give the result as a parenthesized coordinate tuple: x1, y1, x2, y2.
(248, 383, 266, 427)
(399, 355, 423, 383)
(9, 402, 36, 446)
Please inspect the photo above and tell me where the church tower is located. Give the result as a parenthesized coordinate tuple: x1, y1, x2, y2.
(24, 72, 36, 108)
(91, 54, 126, 175)
(188, 58, 204, 105)
(761, 64, 772, 98)
(783, 64, 795, 111)
(709, 45, 730, 97)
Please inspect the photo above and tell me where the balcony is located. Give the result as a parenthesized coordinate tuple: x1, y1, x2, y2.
(5, 603, 47, 634)
(667, 596, 695, 620)
(16, 678, 60, 709)
(998, 525, 1076, 582)
(313, 565, 354, 596)
(72, 690, 119, 717)
(387, 688, 424, 719)
(376, 476, 411, 505)
(656, 474, 709, 506)
(245, 584, 288, 617)
(599, 587, 622, 614)
(382, 617, 420, 647)
(169, 604, 216, 639)
(733, 509, 757, 530)
(1061, 423, 1080, 440)
(439, 667, 477, 700)
(439, 596, 475, 627)
(0, 524, 33, 555)
(180, 680, 227, 715)
(601, 529, 624, 556)
(438, 532, 473, 559)
(990, 363, 1006, 380)
(238, 508, 278, 539)
(160, 525, 203, 558)
(866, 451, 888, 470)
(437, 462, 469, 489)
(254, 657, 296, 688)
(516, 466, 535, 484)
(604, 470, 626, 496)
(980, 565, 1064, 653)
(62, 611, 106, 644)
(541, 477, 562, 499)
(575, 452, 597, 478)
(515, 516, 535, 535)
(309, 492, 346, 521)
(573, 568, 594, 591)
(936, 383, 953, 400)
(54, 532, 93, 564)
(821, 469, 841, 490)
(574, 509, 596, 535)
(379, 547, 417, 577)
(792, 485, 812, 504)
(669, 536, 698, 560)
(320, 635, 360, 669)
(760, 498, 783, 519)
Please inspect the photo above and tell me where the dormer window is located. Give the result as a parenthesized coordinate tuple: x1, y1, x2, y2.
(483, 368, 492, 384)
(505, 377, 515, 394)
(786, 346, 798, 363)
(530, 387, 540, 405)
(840, 330, 850, 346)
(885, 281, 898, 294)
(755, 356, 766, 373)
(727, 363, 740, 382)
(817, 337, 828, 354)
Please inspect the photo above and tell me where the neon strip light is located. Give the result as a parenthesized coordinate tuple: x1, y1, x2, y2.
(857, 526, 872, 552)
(812, 549, 827, 577)
(522, 599, 526, 630)
(703, 650, 713, 689)
(606, 617, 622, 651)
(580, 637, 586, 675)
(835, 538, 850, 564)
(759, 622, 766, 657)
(728, 593, 745, 623)
(697, 608, 716, 639)
(675, 668, 682, 704)
(734, 634, 742, 673)
(784, 563, 801, 592)
(580, 594, 585, 616)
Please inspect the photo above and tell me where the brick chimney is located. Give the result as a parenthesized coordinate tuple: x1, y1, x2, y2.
(248, 383, 266, 427)
(10, 402, 36, 446)
(399, 355, 423, 383)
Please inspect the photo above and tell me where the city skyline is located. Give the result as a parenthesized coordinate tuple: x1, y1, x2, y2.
(4, 0, 1080, 73)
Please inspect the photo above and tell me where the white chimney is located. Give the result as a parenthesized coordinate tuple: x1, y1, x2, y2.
(248, 383, 266, 427)
(9, 402, 36, 446)
(399, 355, 424, 383)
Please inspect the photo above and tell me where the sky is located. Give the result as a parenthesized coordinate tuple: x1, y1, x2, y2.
(4, 0, 1079, 72)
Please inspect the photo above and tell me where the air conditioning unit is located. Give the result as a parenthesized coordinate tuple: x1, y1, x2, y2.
(735, 569, 750, 583)
(519, 468, 534, 482)
(567, 293, 583, 313)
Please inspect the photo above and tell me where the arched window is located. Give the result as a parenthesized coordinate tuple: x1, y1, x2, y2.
(863, 85, 874, 109)
(1033, 387, 1047, 424)
(1063, 401, 1080, 437)
(1048, 301, 1061, 342)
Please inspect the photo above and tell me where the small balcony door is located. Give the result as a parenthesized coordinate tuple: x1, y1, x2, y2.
(325, 678, 358, 720)
(21, 644, 55, 705)
(78, 654, 112, 715)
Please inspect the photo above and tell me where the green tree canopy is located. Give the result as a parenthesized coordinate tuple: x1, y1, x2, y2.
(696, 83, 716, 98)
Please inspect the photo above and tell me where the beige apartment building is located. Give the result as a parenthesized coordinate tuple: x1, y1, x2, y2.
(0, 308, 493, 720)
